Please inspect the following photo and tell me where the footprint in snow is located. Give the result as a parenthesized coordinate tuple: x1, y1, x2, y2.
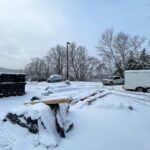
(0, 121, 16, 150)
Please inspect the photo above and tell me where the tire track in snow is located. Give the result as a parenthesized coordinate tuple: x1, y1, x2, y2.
(109, 92, 150, 107)
(0, 122, 16, 150)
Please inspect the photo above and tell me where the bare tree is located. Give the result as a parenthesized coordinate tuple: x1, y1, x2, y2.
(95, 62, 107, 80)
(25, 58, 47, 80)
(44, 55, 53, 78)
(114, 32, 130, 72)
(47, 45, 66, 77)
(129, 35, 145, 58)
(69, 44, 99, 81)
(25, 43, 100, 81)
(97, 28, 121, 75)
(97, 28, 145, 77)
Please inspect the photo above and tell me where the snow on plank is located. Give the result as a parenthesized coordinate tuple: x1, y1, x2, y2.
(71, 90, 106, 105)
(86, 92, 110, 105)
(24, 97, 72, 105)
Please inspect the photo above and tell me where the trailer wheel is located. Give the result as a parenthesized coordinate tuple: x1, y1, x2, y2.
(136, 87, 144, 92)
(147, 88, 150, 93)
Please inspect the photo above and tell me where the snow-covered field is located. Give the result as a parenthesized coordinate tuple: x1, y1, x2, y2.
(0, 81, 150, 150)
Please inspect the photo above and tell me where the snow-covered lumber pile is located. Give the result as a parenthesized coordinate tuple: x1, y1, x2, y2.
(0, 73, 26, 97)
(3, 103, 73, 148)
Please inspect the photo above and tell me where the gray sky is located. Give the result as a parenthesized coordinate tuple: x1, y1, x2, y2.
(0, 0, 150, 69)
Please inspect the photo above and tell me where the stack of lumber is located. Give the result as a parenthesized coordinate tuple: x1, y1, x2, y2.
(0, 73, 26, 97)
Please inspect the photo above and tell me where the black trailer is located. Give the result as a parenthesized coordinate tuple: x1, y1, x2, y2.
(0, 73, 26, 97)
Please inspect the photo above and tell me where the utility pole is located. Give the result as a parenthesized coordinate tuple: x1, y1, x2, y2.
(66, 42, 71, 80)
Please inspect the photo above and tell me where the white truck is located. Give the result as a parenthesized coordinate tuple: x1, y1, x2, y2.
(124, 70, 150, 92)
(102, 76, 124, 85)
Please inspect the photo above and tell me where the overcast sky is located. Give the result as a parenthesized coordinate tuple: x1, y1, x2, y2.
(0, 0, 150, 69)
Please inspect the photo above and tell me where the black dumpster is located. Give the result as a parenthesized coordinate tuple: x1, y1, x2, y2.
(0, 73, 26, 97)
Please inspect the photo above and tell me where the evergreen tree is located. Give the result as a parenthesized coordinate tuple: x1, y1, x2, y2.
(126, 49, 150, 70)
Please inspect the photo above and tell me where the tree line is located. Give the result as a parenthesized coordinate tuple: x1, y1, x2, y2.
(97, 28, 150, 77)
(25, 43, 104, 81)
(25, 28, 150, 81)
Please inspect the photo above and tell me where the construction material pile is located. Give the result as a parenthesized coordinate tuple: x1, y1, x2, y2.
(0, 73, 26, 97)
(3, 102, 73, 148)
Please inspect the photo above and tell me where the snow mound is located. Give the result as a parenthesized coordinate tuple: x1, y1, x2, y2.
(4, 103, 73, 149)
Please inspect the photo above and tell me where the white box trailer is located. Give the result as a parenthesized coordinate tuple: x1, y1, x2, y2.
(124, 70, 150, 92)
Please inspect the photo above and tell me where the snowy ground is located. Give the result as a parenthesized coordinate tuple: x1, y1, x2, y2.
(0, 81, 150, 150)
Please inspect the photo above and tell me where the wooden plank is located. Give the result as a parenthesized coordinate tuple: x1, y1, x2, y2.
(70, 100, 79, 105)
(87, 93, 109, 105)
(24, 98, 72, 105)
(80, 92, 97, 101)
(80, 90, 105, 101)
